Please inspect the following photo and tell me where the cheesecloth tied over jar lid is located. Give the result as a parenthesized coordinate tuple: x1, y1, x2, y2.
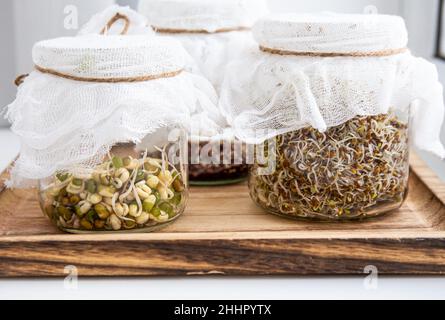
(33, 35, 182, 80)
(138, 0, 268, 33)
(220, 13, 445, 157)
(254, 13, 408, 55)
(6, 35, 218, 187)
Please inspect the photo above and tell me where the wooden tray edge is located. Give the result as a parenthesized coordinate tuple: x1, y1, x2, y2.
(410, 153, 445, 205)
(1, 237, 445, 277)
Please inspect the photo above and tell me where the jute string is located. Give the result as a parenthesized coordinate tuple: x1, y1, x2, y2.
(14, 74, 29, 86)
(259, 45, 408, 57)
(33, 65, 183, 83)
(16, 65, 183, 86)
(100, 13, 130, 35)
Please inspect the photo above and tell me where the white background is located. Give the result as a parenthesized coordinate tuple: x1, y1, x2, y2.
(0, 0, 445, 300)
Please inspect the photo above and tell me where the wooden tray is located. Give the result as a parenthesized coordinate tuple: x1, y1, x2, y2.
(0, 153, 445, 277)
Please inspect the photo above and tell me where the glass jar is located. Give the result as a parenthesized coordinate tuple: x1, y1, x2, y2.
(188, 137, 249, 186)
(9, 32, 215, 232)
(220, 13, 445, 221)
(39, 127, 188, 233)
(249, 112, 410, 221)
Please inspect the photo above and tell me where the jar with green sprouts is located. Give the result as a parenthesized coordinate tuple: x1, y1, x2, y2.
(39, 138, 188, 233)
(7, 33, 217, 232)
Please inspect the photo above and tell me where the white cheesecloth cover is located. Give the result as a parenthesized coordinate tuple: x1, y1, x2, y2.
(6, 34, 218, 187)
(76, 5, 223, 138)
(138, 0, 269, 139)
(220, 13, 445, 157)
(138, 0, 268, 33)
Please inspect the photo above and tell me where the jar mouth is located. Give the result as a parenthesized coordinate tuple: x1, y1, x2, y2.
(258, 45, 408, 58)
(154, 26, 249, 34)
(34, 64, 184, 83)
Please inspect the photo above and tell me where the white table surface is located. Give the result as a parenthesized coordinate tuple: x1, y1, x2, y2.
(0, 128, 444, 300)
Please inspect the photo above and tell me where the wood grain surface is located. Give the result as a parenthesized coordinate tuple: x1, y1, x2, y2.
(0, 153, 444, 277)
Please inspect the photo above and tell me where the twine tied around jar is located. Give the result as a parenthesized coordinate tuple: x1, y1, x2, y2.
(36, 66, 183, 83)
(100, 13, 130, 35)
(14, 74, 29, 86)
(259, 45, 408, 57)
(15, 68, 183, 86)
(154, 26, 249, 34)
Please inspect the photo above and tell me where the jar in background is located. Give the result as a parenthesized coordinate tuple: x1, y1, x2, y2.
(189, 136, 248, 186)
(139, 0, 267, 186)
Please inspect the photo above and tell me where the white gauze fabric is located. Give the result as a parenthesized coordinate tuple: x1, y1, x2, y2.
(138, 0, 269, 136)
(76, 5, 223, 138)
(138, 0, 268, 32)
(78, 5, 154, 36)
(165, 31, 259, 95)
(255, 13, 408, 55)
(6, 35, 218, 187)
(219, 13, 445, 157)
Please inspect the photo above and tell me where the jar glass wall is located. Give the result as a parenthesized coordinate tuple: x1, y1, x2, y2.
(39, 126, 188, 233)
(249, 112, 410, 221)
(189, 138, 248, 186)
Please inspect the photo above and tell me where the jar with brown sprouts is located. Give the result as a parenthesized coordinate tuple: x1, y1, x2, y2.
(249, 113, 410, 220)
(221, 13, 445, 221)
